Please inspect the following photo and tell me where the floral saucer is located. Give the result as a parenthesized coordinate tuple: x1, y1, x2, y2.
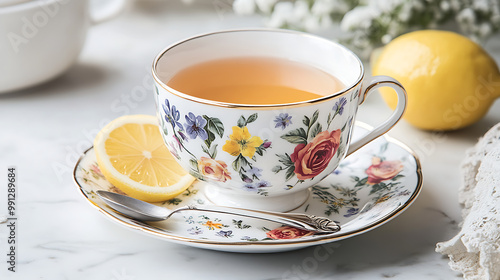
(73, 122, 422, 253)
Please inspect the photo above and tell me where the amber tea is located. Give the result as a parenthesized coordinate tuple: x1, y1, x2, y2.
(166, 56, 345, 105)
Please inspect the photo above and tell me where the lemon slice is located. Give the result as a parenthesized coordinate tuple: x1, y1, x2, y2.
(94, 115, 195, 202)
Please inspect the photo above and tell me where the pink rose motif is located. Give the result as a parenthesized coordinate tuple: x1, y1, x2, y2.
(290, 130, 341, 180)
(198, 157, 231, 182)
(365, 157, 404, 185)
(266, 226, 314, 240)
(90, 164, 104, 178)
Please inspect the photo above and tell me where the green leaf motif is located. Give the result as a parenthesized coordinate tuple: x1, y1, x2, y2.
(355, 177, 368, 187)
(246, 113, 258, 124)
(341, 120, 349, 132)
(204, 130, 216, 149)
(391, 174, 405, 181)
(310, 123, 323, 139)
(203, 116, 225, 138)
(210, 144, 218, 159)
(166, 197, 182, 205)
(233, 219, 251, 229)
(379, 142, 389, 154)
(232, 155, 242, 171)
(277, 153, 294, 167)
(310, 110, 319, 126)
(237, 116, 246, 128)
(281, 128, 307, 144)
(272, 166, 283, 173)
(201, 145, 211, 157)
(285, 166, 296, 181)
(255, 146, 264, 156)
(189, 158, 199, 171)
(303, 116, 310, 127)
(370, 182, 388, 195)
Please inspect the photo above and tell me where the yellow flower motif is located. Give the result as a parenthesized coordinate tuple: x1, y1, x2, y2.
(203, 220, 223, 230)
(222, 126, 264, 158)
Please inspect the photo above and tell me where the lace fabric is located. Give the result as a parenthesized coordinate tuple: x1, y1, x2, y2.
(436, 124, 500, 280)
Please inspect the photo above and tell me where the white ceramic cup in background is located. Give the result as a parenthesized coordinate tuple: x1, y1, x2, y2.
(153, 29, 408, 212)
(0, 0, 32, 8)
(0, 0, 127, 93)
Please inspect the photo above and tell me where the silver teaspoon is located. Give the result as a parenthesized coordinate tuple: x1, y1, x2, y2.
(96, 190, 340, 234)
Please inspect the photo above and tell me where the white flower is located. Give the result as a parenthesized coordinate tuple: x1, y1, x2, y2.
(479, 23, 492, 37)
(449, 0, 461, 11)
(320, 14, 334, 29)
(398, 4, 412, 21)
(292, 0, 310, 21)
(233, 0, 256, 15)
(267, 1, 294, 28)
(311, 0, 336, 17)
(456, 8, 476, 24)
(381, 34, 393, 44)
(472, 0, 489, 13)
(411, 1, 425, 11)
(340, 6, 379, 31)
(304, 15, 321, 31)
(255, 0, 278, 14)
(371, 0, 404, 13)
(440, 1, 450, 11)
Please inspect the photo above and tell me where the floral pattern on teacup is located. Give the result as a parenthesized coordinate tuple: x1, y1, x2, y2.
(272, 98, 351, 189)
(159, 94, 355, 195)
(160, 98, 275, 194)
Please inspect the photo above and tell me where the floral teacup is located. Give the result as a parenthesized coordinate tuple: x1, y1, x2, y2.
(152, 29, 407, 212)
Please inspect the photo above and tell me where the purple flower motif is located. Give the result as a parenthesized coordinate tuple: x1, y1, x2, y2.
(163, 99, 183, 130)
(243, 183, 258, 192)
(274, 113, 292, 130)
(178, 131, 188, 141)
(343, 207, 359, 218)
(242, 176, 253, 183)
(247, 167, 262, 178)
(184, 112, 208, 140)
(255, 181, 270, 188)
(333, 97, 347, 116)
(398, 190, 411, 196)
(262, 141, 272, 149)
(216, 230, 233, 238)
(188, 227, 203, 235)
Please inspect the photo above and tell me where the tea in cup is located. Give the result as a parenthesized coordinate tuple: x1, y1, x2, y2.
(152, 29, 407, 212)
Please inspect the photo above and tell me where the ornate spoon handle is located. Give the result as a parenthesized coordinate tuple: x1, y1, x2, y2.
(169, 205, 341, 234)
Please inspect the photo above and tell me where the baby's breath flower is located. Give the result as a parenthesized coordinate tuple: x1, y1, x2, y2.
(255, 0, 278, 14)
(232, 0, 500, 58)
(233, 0, 256, 15)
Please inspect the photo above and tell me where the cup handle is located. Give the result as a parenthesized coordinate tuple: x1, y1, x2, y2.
(346, 75, 407, 156)
(90, 0, 128, 26)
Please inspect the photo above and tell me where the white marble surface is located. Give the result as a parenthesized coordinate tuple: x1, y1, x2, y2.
(1, 1, 500, 279)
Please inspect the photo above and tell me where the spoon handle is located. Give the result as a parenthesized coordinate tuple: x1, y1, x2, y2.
(170, 205, 340, 234)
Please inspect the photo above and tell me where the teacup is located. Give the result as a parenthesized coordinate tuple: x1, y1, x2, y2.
(152, 29, 407, 212)
(0, 0, 126, 93)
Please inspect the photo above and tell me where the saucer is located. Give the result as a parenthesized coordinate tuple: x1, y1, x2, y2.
(73, 122, 422, 253)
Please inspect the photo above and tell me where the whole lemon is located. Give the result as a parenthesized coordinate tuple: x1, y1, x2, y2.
(372, 30, 500, 130)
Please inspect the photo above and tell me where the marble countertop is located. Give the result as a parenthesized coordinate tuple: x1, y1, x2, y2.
(2, 1, 500, 279)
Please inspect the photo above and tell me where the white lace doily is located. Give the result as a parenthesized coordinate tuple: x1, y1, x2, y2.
(436, 123, 500, 280)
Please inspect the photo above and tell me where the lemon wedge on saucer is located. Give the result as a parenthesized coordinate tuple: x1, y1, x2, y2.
(94, 115, 195, 202)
